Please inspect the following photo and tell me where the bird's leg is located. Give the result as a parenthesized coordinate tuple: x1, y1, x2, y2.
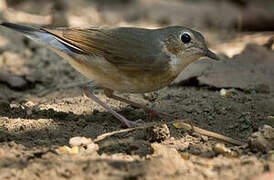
(82, 83, 143, 128)
(104, 88, 171, 118)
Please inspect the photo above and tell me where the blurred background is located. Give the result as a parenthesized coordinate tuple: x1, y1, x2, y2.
(0, 0, 273, 56)
(1, 0, 274, 31)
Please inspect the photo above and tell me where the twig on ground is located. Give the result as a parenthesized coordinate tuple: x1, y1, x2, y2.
(94, 119, 244, 146)
(170, 119, 243, 146)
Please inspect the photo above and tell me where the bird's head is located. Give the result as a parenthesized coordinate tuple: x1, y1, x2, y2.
(158, 26, 219, 72)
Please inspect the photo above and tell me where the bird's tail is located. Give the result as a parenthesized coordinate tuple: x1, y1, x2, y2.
(1, 22, 75, 54)
(1, 22, 41, 35)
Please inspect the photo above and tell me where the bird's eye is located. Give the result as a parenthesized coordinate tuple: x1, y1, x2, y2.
(181, 33, 191, 44)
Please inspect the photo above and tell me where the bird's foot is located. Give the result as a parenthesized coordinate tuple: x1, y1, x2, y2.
(122, 119, 144, 128)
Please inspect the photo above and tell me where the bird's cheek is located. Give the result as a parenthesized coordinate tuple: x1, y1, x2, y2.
(180, 48, 199, 58)
(177, 52, 201, 66)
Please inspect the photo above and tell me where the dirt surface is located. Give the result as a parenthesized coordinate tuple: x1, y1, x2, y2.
(0, 0, 274, 179)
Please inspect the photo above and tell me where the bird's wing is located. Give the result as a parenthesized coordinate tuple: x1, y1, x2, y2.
(43, 27, 170, 72)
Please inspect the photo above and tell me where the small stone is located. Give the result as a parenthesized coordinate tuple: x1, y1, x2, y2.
(181, 152, 190, 160)
(213, 143, 239, 158)
(220, 88, 230, 97)
(86, 143, 99, 153)
(145, 124, 170, 142)
(26, 109, 32, 115)
(57, 146, 79, 155)
(248, 125, 274, 153)
(201, 135, 208, 142)
(69, 136, 93, 147)
(23, 49, 32, 58)
(57, 146, 71, 153)
(69, 136, 99, 154)
(143, 92, 158, 102)
(24, 101, 35, 107)
(70, 146, 79, 155)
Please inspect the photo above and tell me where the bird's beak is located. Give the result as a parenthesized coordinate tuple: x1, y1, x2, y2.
(204, 49, 220, 60)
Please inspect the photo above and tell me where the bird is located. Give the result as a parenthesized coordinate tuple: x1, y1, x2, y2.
(1, 22, 219, 127)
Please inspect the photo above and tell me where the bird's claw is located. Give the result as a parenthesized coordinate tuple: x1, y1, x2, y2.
(124, 119, 144, 128)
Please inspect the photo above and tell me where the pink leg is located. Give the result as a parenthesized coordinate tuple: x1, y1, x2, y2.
(104, 88, 172, 118)
(82, 86, 143, 127)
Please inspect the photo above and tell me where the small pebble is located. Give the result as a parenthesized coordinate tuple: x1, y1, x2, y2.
(86, 143, 99, 153)
(248, 125, 274, 153)
(57, 146, 73, 154)
(26, 109, 32, 116)
(220, 88, 230, 98)
(145, 124, 170, 142)
(57, 146, 79, 155)
(70, 146, 79, 155)
(143, 92, 158, 102)
(213, 143, 239, 158)
(69, 136, 99, 154)
(24, 101, 35, 107)
(201, 135, 208, 142)
(181, 152, 190, 160)
(69, 136, 93, 147)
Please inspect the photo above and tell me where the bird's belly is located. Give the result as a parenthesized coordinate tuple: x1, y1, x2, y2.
(100, 70, 176, 93)
(64, 54, 177, 93)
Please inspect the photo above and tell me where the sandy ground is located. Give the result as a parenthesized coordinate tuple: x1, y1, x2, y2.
(0, 0, 274, 179)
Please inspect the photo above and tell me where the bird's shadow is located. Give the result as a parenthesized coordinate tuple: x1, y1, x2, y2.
(0, 102, 151, 150)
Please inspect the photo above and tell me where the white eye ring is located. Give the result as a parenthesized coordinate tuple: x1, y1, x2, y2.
(180, 32, 191, 44)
